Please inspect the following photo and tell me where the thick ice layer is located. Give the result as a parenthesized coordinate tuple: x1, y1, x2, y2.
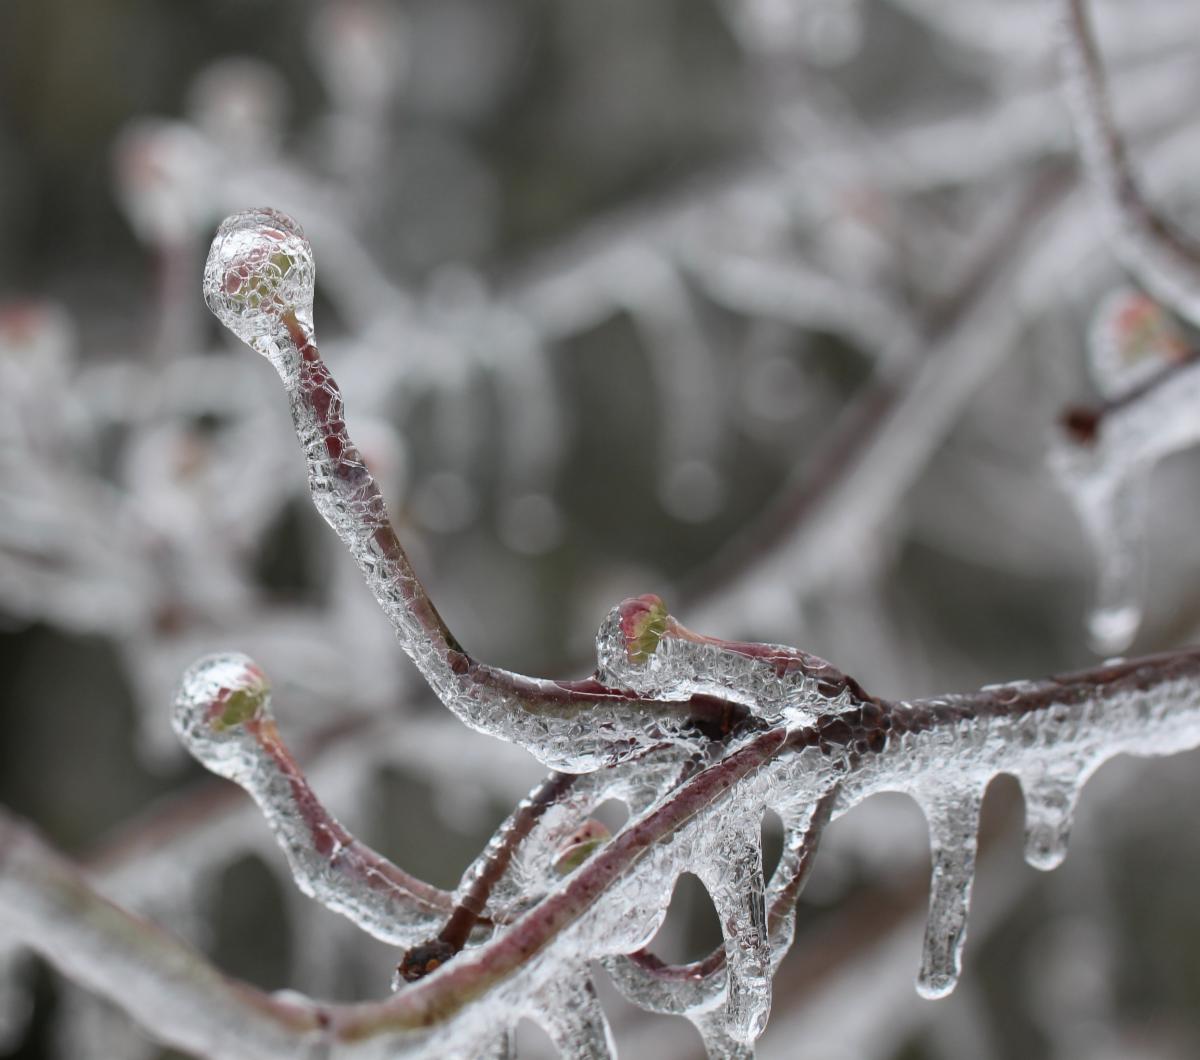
(173, 653, 447, 947)
(1052, 355, 1200, 653)
(203, 208, 316, 361)
(202, 211, 738, 773)
(594, 595, 856, 726)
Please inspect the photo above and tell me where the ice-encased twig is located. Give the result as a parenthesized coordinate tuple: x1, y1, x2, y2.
(1058, 0, 1200, 327)
(202, 208, 757, 772)
(596, 594, 880, 725)
(9, 648, 1200, 1055)
(173, 652, 452, 946)
(1051, 352, 1200, 652)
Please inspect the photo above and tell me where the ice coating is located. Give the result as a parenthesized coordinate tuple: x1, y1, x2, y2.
(1052, 354, 1200, 653)
(8, 651, 1200, 1056)
(173, 653, 450, 946)
(175, 209, 1200, 1055)
(202, 210, 750, 772)
(203, 208, 315, 360)
(914, 787, 983, 999)
(595, 594, 868, 725)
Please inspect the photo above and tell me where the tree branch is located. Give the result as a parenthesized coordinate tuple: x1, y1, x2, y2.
(1059, 0, 1200, 324)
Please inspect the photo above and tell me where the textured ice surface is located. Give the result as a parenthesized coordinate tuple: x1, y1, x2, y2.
(594, 595, 851, 726)
(1052, 352, 1200, 653)
(202, 210, 735, 772)
(203, 208, 316, 361)
(186, 210, 1200, 1057)
(174, 653, 446, 946)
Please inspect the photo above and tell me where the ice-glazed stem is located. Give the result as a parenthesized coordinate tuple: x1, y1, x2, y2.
(596, 594, 880, 723)
(0, 729, 792, 1055)
(203, 209, 757, 772)
(0, 807, 325, 1060)
(603, 790, 837, 1021)
(1058, 0, 1200, 326)
(1052, 350, 1200, 652)
(173, 653, 452, 946)
(397, 770, 578, 982)
(10, 648, 1200, 1052)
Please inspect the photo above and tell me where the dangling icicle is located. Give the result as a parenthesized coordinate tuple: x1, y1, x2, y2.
(694, 809, 772, 1043)
(913, 786, 984, 1000)
(1018, 769, 1086, 872)
(1051, 288, 1200, 653)
(526, 974, 616, 1060)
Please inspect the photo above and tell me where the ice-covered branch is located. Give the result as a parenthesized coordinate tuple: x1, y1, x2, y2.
(8, 641, 1200, 1055)
(1052, 287, 1200, 651)
(1058, 0, 1200, 325)
(202, 208, 757, 772)
(172, 652, 452, 946)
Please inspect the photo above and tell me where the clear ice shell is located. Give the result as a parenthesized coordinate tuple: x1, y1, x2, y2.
(914, 788, 983, 1000)
(594, 601, 821, 725)
(202, 208, 315, 360)
(173, 653, 445, 947)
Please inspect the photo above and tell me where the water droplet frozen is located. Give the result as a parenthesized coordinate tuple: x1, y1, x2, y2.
(172, 652, 272, 778)
(203, 208, 315, 361)
(1020, 773, 1082, 871)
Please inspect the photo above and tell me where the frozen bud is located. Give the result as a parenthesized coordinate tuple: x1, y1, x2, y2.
(173, 652, 273, 776)
(594, 594, 671, 689)
(618, 595, 670, 664)
(203, 208, 314, 358)
(1089, 288, 1186, 398)
(552, 819, 612, 876)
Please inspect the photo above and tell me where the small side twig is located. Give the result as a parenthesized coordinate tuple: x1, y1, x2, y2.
(1059, 0, 1200, 324)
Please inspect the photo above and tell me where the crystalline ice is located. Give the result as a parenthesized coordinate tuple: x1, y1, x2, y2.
(173, 653, 446, 947)
(694, 811, 771, 1042)
(594, 595, 842, 726)
(1052, 354, 1200, 653)
(203, 208, 315, 362)
(1019, 771, 1084, 871)
(913, 787, 983, 1000)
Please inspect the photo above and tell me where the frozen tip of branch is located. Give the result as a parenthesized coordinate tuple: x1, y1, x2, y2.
(173, 652, 273, 775)
(1089, 288, 1187, 398)
(203, 208, 315, 358)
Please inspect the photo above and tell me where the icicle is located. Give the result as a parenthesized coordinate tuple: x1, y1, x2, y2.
(607, 248, 727, 522)
(691, 1009, 755, 1060)
(1052, 291, 1200, 653)
(1019, 771, 1085, 871)
(1068, 468, 1148, 655)
(694, 811, 772, 1043)
(527, 975, 616, 1060)
(914, 786, 984, 1000)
